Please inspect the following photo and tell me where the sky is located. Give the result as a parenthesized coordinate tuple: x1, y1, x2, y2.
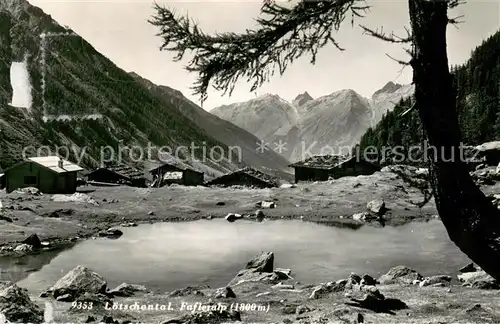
(28, 0, 500, 110)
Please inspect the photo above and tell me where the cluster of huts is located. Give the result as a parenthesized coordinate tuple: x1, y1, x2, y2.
(2, 140, 498, 194)
(0, 156, 206, 194)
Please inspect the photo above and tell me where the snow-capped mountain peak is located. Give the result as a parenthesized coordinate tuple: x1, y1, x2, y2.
(372, 81, 404, 98)
(292, 91, 314, 107)
(211, 82, 414, 161)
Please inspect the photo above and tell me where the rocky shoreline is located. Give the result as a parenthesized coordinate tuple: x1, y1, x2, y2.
(0, 168, 441, 257)
(1, 166, 499, 323)
(1, 251, 499, 324)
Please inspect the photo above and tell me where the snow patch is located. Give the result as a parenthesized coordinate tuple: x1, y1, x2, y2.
(42, 114, 103, 122)
(50, 193, 98, 205)
(9, 56, 32, 110)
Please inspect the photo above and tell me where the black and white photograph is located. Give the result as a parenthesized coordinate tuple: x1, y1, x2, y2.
(0, 0, 500, 323)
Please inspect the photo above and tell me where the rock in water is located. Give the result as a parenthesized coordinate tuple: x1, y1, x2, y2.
(13, 244, 32, 253)
(50, 265, 107, 300)
(98, 228, 123, 238)
(378, 266, 423, 285)
(0, 282, 44, 323)
(246, 251, 274, 272)
(225, 213, 242, 222)
(255, 209, 265, 222)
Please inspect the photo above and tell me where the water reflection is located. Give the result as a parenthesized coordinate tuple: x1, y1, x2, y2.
(14, 219, 470, 294)
(0, 247, 67, 282)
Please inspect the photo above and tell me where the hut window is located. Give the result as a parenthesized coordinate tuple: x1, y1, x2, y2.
(24, 176, 37, 185)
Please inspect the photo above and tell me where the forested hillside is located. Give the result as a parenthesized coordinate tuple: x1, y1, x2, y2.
(359, 30, 500, 164)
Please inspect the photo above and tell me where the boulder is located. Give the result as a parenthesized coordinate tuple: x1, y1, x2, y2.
(0, 281, 44, 323)
(367, 199, 386, 215)
(309, 280, 346, 299)
(213, 286, 236, 298)
(345, 273, 362, 288)
(121, 222, 138, 227)
(347, 291, 408, 313)
(162, 310, 241, 324)
(98, 228, 123, 238)
(275, 268, 292, 276)
(168, 285, 206, 297)
(359, 285, 384, 299)
(255, 210, 265, 221)
(225, 213, 243, 222)
(459, 263, 480, 273)
(281, 304, 298, 314)
(13, 244, 33, 253)
(280, 183, 296, 189)
(274, 268, 293, 280)
(259, 201, 276, 209)
(22, 234, 42, 248)
(50, 265, 107, 300)
(228, 269, 280, 286)
(378, 266, 423, 285)
(108, 283, 147, 297)
(246, 251, 274, 272)
(419, 275, 452, 287)
(296, 305, 312, 315)
(361, 274, 377, 286)
(352, 212, 370, 221)
(458, 270, 499, 289)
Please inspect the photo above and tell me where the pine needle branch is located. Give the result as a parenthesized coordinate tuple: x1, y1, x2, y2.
(359, 25, 412, 43)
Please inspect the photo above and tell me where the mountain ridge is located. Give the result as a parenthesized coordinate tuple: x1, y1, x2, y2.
(211, 83, 414, 161)
(0, 0, 291, 178)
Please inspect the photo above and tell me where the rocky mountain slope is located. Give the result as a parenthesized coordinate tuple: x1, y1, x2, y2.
(129, 73, 292, 178)
(211, 94, 301, 155)
(211, 82, 414, 162)
(0, 0, 289, 177)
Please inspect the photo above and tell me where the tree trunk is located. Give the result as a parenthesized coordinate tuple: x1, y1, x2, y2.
(408, 0, 500, 279)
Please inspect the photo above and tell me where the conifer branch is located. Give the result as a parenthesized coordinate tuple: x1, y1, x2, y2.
(149, 0, 369, 103)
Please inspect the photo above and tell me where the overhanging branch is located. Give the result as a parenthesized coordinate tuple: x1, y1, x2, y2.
(149, 0, 368, 103)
